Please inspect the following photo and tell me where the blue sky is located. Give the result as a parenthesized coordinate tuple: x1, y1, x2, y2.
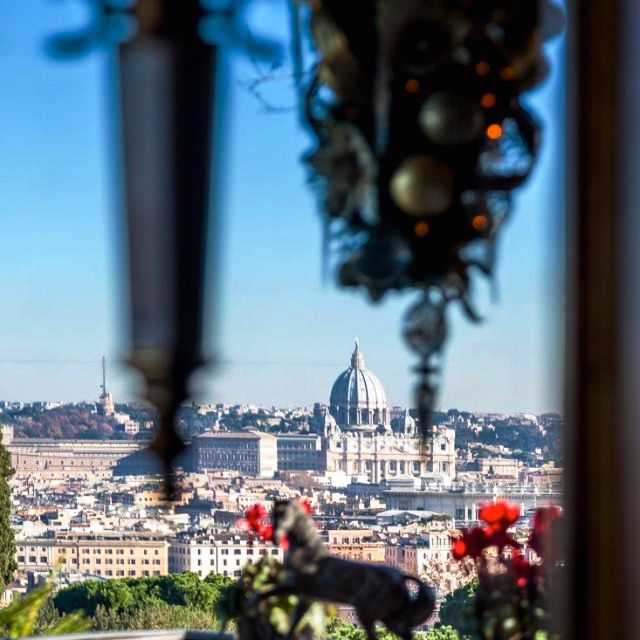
(0, 2, 565, 413)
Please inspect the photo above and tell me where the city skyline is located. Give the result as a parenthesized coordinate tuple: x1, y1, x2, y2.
(0, 2, 565, 414)
(0, 342, 562, 417)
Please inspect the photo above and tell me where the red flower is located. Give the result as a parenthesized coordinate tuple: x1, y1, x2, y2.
(245, 503, 268, 534)
(451, 523, 522, 561)
(279, 535, 290, 551)
(240, 504, 291, 550)
(452, 538, 468, 560)
(533, 505, 562, 532)
(487, 529, 521, 553)
(299, 498, 313, 515)
(510, 549, 535, 588)
(451, 526, 492, 559)
(529, 504, 562, 557)
(480, 501, 521, 533)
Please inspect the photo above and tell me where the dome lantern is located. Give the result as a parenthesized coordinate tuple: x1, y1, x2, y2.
(351, 339, 365, 369)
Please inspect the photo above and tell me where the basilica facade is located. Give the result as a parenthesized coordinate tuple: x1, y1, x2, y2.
(314, 341, 456, 484)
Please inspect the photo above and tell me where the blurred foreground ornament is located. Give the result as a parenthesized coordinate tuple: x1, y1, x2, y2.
(296, 0, 563, 434)
(118, 0, 216, 488)
(117, 0, 278, 487)
(389, 154, 454, 216)
(50, 0, 278, 489)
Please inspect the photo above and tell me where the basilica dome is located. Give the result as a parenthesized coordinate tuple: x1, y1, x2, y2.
(329, 341, 389, 428)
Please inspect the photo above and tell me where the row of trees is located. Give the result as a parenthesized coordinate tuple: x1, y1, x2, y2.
(25, 572, 232, 632)
(54, 571, 233, 618)
(453, 417, 562, 464)
(326, 619, 459, 639)
(7, 408, 122, 440)
(28, 571, 469, 638)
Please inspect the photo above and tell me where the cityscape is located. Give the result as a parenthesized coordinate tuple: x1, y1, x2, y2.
(0, 342, 564, 627)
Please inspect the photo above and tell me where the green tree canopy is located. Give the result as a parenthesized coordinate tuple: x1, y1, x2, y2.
(54, 572, 234, 617)
(0, 428, 16, 589)
(438, 579, 478, 637)
(326, 617, 459, 640)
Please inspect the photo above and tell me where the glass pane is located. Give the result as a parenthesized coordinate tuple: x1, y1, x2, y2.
(0, 1, 565, 637)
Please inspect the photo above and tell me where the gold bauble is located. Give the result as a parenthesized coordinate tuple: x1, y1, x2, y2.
(419, 92, 484, 146)
(389, 155, 454, 216)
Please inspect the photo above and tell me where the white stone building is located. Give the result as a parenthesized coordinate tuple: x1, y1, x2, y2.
(318, 341, 456, 484)
(168, 533, 283, 578)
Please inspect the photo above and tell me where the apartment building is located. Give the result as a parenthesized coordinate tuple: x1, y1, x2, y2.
(385, 531, 452, 575)
(15, 532, 169, 578)
(326, 528, 385, 563)
(168, 533, 283, 578)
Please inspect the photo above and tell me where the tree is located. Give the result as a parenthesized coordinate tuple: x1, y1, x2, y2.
(91, 603, 219, 632)
(0, 580, 87, 638)
(0, 428, 16, 589)
(55, 578, 137, 616)
(427, 626, 459, 640)
(325, 618, 456, 639)
(54, 572, 235, 619)
(438, 579, 478, 636)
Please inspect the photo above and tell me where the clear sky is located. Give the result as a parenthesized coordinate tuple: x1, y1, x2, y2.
(0, 1, 565, 413)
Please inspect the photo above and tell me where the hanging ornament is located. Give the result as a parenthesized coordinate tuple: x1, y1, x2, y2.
(390, 154, 454, 216)
(418, 92, 485, 146)
(294, 0, 564, 435)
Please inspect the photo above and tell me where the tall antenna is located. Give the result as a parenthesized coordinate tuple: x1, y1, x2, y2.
(101, 356, 107, 396)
